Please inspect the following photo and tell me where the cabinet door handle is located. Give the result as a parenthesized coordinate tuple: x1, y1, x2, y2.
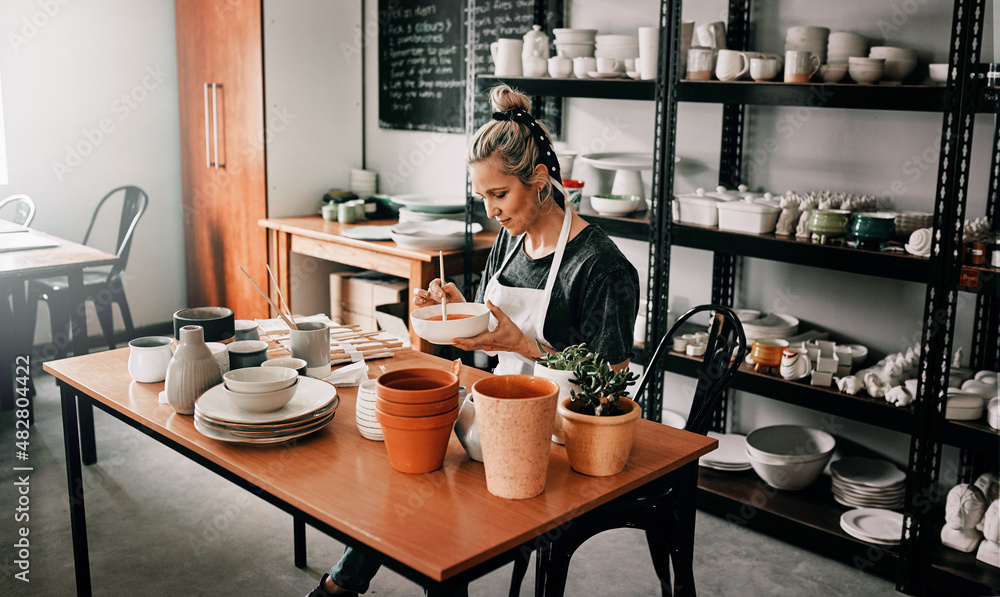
(211, 83, 222, 169)
(204, 83, 211, 168)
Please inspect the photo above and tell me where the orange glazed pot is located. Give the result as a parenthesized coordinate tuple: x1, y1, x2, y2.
(376, 368, 459, 404)
(558, 396, 641, 477)
(375, 405, 459, 474)
(375, 393, 459, 418)
(472, 375, 559, 499)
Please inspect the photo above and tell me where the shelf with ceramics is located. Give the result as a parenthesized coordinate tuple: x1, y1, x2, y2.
(475, 74, 655, 101)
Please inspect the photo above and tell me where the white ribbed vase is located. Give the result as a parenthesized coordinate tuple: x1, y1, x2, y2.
(165, 325, 223, 415)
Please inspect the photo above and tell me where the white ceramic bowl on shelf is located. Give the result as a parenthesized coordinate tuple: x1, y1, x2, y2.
(746, 425, 836, 464)
(849, 57, 884, 84)
(928, 63, 949, 83)
(747, 451, 832, 490)
(590, 194, 643, 216)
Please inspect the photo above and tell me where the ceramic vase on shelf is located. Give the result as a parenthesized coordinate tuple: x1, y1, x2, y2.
(165, 325, 223, 415)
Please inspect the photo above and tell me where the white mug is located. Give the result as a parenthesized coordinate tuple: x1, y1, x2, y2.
(715, 49, 748, 81)
(784, 50, 820, 83)
(490, 38, 523, 76)
(695, 21, 727, 49)
(596, 57, 621, 74)
(750, 57, 780, 81)
(638, 26, 659, 80)
(573, 56, 597, 78)
(127, 336, 174, 383)
(686, 47, 714, 80)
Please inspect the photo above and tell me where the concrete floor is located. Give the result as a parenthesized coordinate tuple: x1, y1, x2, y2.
(0, 371, 904, 596)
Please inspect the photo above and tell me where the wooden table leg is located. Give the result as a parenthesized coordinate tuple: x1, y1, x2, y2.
(60, 382, 93, 596)
(267, 229, 293, 318)
(410, 260, 436, 354)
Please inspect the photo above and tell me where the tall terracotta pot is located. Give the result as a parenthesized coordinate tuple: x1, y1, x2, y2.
(531, 363, 580, 445)
(558, 396, 641, 477)
(164, 325, 223, 415)
(472, 375, 559, 499)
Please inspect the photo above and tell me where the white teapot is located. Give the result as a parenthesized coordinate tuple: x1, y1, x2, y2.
(522, 25, 550, 62)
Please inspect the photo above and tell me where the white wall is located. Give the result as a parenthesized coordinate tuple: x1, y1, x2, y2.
(1, 0, 185, 342)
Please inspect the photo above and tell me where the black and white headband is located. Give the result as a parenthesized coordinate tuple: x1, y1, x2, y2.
(492, 108, 565, 209)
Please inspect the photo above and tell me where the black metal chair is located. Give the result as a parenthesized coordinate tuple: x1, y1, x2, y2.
(508, 304, 747, 597)
(26, 186, 147, 359)
(0, 194, 35, 226)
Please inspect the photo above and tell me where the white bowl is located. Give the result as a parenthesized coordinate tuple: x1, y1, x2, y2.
(882, 58, 917, 81)
(553, 28, 597, 43)
(224, 379, 298, 413)
(818, 64, 848, 83)
(261, 357, 307, 376)
(928, 63, 949, 83)
(553, 42, 595, 59)
(849, 60, 884, 84)
(590, 194, 643, 216)
(988, 397, 1000, 430)
(748, 450, 832, 491)
(223, 367, 298, 393)
(410, 302, 491, 345)
(746, 425, 836, 463)
(869, 46, 917, 61)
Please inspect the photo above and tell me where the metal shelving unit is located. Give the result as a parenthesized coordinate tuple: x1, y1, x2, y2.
(651, 1, 998, 595)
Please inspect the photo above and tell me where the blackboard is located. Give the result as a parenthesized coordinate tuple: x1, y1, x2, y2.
(378, 0, 563, 135)
(378, 0, 466, 134)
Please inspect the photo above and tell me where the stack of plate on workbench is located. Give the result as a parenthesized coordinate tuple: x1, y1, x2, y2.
(390, 220, 483, 251)
(699, 431, 752, 472)
(830, 457, 907, 510)
(193, 376, 339, 444)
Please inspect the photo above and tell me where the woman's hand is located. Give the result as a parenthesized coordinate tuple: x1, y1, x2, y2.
(452, 301, 535, 357)
(412, 278, 465, 307)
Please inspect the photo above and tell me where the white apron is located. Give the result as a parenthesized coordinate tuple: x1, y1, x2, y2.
(483, 208, 573, 375)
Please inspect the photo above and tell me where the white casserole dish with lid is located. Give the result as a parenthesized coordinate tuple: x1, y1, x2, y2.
(716, 197, 782, 234)
(674, 188, 728, 226)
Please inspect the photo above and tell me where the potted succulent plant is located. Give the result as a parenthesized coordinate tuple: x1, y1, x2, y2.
(533, 342, 595, 444)
(557, 350, 641, 476)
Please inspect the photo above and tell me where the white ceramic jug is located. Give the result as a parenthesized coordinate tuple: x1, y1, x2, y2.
(522, 25, 550, 61)
(490, 38, 523, 76)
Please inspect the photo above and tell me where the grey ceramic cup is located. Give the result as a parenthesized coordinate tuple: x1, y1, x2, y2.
(234, 320, 260, 341)
(290, 321, 331, 369)
(227, 340, 269, 370)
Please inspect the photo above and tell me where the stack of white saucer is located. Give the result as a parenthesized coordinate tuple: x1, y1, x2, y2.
(830, 457, 906, 510)
(351, 168, 377, 200)
(699, 432, 752, 472)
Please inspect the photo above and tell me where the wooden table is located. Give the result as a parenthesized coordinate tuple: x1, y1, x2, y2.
(46, 348, 717, 596)
(258, 216, 496, 353)
(0, 230, 118, 422)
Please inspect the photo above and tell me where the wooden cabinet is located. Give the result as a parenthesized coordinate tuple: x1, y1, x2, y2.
(175, 0, 268, 318)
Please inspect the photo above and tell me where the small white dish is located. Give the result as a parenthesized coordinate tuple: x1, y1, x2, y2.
(588, 71, 623, 79)
(590, 194, 643, 216)
(626, 70, 640, 79)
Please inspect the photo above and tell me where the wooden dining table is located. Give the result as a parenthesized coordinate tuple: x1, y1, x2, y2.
(258, 216, 496, 353)
(45, 346, 717, 596)
(0, 229, 118, 420)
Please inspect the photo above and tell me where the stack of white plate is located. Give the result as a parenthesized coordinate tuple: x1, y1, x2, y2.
(737, 311, 800, 341)
(595, 34, 639, 66)
(699, 431, 752, 471)
(894, 211, 933, 238)
(351, 168, 378, 200)
(390, 220, 482, 251)
(830, 457, 906, 510)
(390, 194, 465, 214)
(193, 377, 339, 444)
(785, 26, 829, 65)
(553, 28, 597, 58)
(398, 208, 465, 223)
(839, 507, 904, 546)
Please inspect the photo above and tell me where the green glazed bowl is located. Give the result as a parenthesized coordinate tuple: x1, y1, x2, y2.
(851, 213, 896, 239)
(808, 209, 851, 245)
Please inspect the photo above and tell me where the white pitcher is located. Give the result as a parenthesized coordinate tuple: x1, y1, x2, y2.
(491, 38, 523, 76)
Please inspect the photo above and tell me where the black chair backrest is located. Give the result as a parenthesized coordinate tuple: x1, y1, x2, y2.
(633, 305, 747, 434)
(0, 194, 35, 227)
(82, 186, 148, 272)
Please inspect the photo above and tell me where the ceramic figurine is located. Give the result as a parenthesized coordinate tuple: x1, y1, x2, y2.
(835, 375, 862, 395)
(941, 483, 986, 553)
(863, 370, 889, 398)
(905, 228, 932, 256)
(775, 200, 800, 236)
(885, 385, 913, 407)
(795, 204, 815, 238)
(977, 500, 1000, 567)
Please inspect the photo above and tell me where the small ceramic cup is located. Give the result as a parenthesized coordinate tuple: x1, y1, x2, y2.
(750, 57, 780, 81)
(234, 319, 260, 341)
(686, 47, 714, 80)
(355, 379, 384, 441)
(127, 336, 174, 383)
(290, 321, 331, 373)
(228, 340, 269, 370)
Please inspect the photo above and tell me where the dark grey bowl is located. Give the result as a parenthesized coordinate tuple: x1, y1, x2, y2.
(173, 307, 235, 342)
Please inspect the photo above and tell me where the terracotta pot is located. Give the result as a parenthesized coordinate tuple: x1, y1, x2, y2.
(164, 325, 223, 415)
(558, 396, 641, 477)
(375, 405, 459, 473)
(472, 375, 559, 499)
(375, 393, 459, 418)
(376, 368, 459, 404)
(531, 363, 580, 445)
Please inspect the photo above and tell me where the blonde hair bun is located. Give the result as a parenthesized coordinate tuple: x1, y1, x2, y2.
(489, 85, 531, 114)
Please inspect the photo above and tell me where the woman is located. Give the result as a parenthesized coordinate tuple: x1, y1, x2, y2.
(306, 85, 639, 597)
